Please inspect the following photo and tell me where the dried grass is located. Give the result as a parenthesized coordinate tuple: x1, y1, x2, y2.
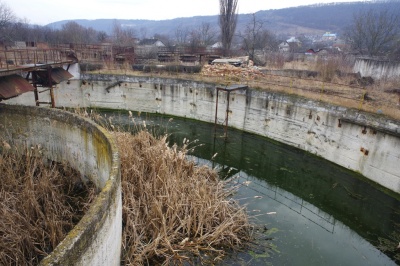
(116, 130, 252, 265)
(0, 142, 97, 265)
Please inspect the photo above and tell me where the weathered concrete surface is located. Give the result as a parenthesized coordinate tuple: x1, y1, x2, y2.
(354, 58, 400, 80)
(0, 104, 122, 266)
(6, 74, 400, 194)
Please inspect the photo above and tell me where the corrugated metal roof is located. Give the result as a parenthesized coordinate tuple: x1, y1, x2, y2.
(36, 67, 73, 85)
(0, 74, 35, 100)
(51, 67, 73, 83)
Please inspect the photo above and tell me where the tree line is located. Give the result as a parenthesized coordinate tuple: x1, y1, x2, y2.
(0, 0, 399, 61)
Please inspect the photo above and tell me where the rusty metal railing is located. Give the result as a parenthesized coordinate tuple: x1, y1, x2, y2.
(0, 48, 75, 72)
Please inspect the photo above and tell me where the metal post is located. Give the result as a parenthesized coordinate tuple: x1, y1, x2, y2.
(5, 51, 9, 70)
(50, 87, 55, 108)
(214, 85, 247, 140)
(47, 67, 55, 108)
(214, 88, 219, 135)
(32, 72, 39, 106)
(225, 91, 231, 139)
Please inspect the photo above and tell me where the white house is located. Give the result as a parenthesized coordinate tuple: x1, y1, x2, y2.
(136, 38, 165, 58)
(138, 38, 165, 47)
(278, 41, 290, 52)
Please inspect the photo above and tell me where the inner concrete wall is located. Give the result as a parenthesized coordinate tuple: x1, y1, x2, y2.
(0, 104, 122, 266)
(6, 74, 400, 194)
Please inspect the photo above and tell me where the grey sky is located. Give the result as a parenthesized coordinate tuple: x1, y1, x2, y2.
(5, 0, 368, 25)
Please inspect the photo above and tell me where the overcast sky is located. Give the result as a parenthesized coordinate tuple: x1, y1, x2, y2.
(5, 0, 367, 25)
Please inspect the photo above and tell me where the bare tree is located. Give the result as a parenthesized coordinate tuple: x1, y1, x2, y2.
(186, 23, 217, 53)
(28, 26, 56, 43)
(9, 20, 32, 41)
(139, 27, 148, 40)
(198, 22, 217, 46)
(219, 0, 238, 56)
(239, 13, 275, 63)
(175, 24, 189, 45)
(0, 1, 14, 28)
(85, 27, 100, 44)
(112, 20, 136, 46)
(61, 21, 87, 44)
(187, 29, 202, 53)
(0, 1, 16, 41)
(97, 31, 108, 43)
(345, 8, 400, 56)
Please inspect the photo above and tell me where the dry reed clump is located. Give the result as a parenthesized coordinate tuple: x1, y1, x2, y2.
(315, 56, 348, 82)
(0, 142, 97, 265)
(116, 130, 252, 265)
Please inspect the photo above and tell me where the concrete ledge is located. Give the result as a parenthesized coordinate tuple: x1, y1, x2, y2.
(0, 104, 121, 265)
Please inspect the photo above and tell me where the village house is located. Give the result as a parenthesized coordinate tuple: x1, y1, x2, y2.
(279, 37, 302, 53)
(136, 38, 165, 58)
(278, 41, 290, 52)
(322, 32, 337, 41)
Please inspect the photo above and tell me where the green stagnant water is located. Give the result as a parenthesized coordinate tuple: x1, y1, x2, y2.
(107, 111, 400, 266)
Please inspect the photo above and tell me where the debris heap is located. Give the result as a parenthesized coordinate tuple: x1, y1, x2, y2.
(201, 63, 265, 80)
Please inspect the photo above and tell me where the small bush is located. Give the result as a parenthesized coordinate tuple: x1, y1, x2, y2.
(264, 53, 285, 69)
(316, 55, 355, 82)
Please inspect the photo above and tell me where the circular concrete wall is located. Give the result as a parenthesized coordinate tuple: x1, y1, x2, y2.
(6, 74, 400, 193)
(0, 104, 121, 265)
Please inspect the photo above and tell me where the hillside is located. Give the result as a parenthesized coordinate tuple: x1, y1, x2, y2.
(46, 1, 400, 37)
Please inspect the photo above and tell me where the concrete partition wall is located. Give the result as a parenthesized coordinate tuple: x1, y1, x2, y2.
(0, 104, 121, 266)
(354, 58, 400, 80)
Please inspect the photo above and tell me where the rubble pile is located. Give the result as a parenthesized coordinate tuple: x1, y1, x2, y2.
(201, 63, 265, 80)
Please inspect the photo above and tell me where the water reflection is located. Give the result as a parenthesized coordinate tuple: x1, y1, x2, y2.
(191, 157, 398, 265)
(105, 111, 400, 265)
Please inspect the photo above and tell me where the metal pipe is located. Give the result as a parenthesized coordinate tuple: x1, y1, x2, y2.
(225, 91, 231, 139)
(214, 88, 219, 135)
(47, 66, 55, 108)
(5, 51, 9, 70)
(32, 72, 39, 106)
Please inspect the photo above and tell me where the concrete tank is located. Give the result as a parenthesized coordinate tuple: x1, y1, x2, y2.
(0, 104, 122, 265)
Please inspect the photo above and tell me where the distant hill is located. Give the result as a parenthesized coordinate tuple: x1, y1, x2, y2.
(46, 1, 400, 38)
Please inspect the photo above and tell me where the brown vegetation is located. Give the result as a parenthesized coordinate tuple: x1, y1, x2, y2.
(0, 142, 97, 265)
(116, 130, 252, 265)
